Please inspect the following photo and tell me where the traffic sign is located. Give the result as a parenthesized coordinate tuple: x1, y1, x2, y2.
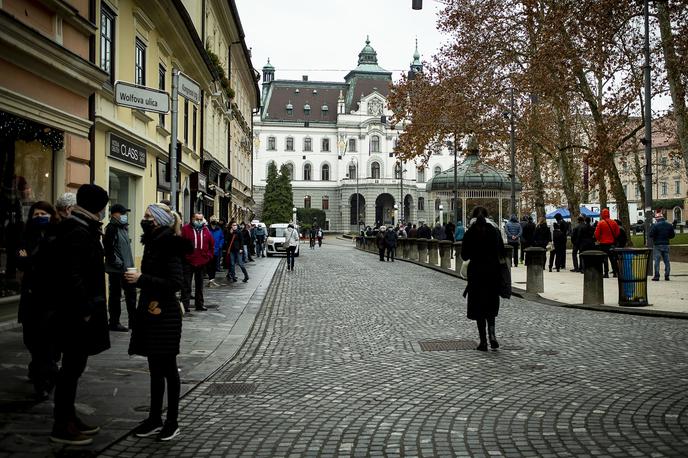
(178, 72, 201, 105)
(114, 81, 170, 113)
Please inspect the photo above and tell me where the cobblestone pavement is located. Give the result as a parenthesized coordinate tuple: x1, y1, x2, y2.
(102, 240, 688, 457)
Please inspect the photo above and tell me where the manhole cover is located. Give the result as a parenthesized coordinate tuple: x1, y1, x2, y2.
(419, 339, 476, 351)
(520, 364, 546, 370)
(202, 382, 256, 396)
(536, 350, 559, 356)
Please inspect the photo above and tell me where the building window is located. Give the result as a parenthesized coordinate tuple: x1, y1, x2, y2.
(304, 104, 311, 116)
(135, 38, 146, 85)
(322, 138, 330, 152)
(371, 135, 380, 153)
(192, 105, 197, 150)
(321, 163, 330, 181)
(100, 5, 115, 83)
(183, 99, 189, 145)
(434, 166, 442, 176)
(348, 164, 356, 179)
(417, 168, 425, 183)
(267, 136, 276, 150)
(285, 163, 293, 178)
(660, 156, 667, 167)
(322, 196, 329, 210)
(676, 180, 681, 195)
(661, 181, 667, 196)
(635, 184, 641, 197)
(418, 197, 425, 211)
(304, 195, 311, 208)
(286, 103, 293, 116)
(304, 138, 312, 152)
(394, 163, 402, 179)
(304, 163, 312, 181)
(371, 162, 380, 179)
(158, 64, 166, 126)
(348, 138, 357, 152)
(286, 137, 294, 151)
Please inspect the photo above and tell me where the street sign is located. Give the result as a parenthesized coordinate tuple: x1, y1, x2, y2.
(178, 72, 201, 105)
(114, 80, 169, 113)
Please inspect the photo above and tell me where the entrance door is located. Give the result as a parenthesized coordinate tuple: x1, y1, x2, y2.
(375, 193, 395, 226)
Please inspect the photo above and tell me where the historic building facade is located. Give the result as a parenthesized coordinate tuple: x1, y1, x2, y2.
(253, 39, 457, 232)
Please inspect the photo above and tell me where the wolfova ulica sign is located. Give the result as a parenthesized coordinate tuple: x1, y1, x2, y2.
(109, 134, 147, 168)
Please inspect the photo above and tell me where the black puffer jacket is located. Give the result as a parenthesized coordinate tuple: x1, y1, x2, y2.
(129, 227, 189, 357)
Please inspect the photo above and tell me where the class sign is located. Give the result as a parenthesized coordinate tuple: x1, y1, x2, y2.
(114, 81, 169, 113)
(109, 133, 147, 168)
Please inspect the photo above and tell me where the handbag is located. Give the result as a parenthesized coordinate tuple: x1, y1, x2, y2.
(498, 256, 512, 299)
(459, 258, 470, 279)
(546, 242, 553, 251)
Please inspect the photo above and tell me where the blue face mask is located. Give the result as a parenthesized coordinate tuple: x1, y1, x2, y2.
(119, 214, 128, 225)
(33, 215, 50, 226)
(192, 221, 204, 229)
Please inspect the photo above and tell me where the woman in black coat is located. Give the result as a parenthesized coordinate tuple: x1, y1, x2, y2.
(126, 203, 188, 442)
(461, 206, 505, 351)
(532, 217, 552, 269)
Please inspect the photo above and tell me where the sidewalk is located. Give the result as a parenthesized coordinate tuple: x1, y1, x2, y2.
(0, 256, 280, 456)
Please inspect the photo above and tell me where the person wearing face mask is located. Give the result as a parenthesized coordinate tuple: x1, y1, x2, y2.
(49, 184, 110, 446)
(125, 203, 187, 442)
(103, 204, 136, 331)
(180, 213, 214, 312)
(225, 222, 249, 282)
(207, 216, 224, 287)
(17, 201, 60, 401)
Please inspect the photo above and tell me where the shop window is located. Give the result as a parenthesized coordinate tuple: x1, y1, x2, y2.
(109, 169, 132, 212)
(100, 5, 115, 84)
(135, 38, 146, 85)
(322, 196, 329, 210)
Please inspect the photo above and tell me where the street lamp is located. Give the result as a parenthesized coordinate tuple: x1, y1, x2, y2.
(292, 207, 297, 225)
(439, 204, 444, 225)
(394, 203, 399, 226)
(349, 157, 360, 232)
(447, 135, 462, 224)
(502, 88, 517, 216)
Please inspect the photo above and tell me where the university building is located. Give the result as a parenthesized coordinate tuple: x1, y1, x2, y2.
(253, 38, 458, 232)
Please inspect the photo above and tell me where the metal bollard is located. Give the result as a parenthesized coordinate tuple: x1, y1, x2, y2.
(402, 238, 413, 259)
(416, 239, 429, 264)
(581, 250, 606, 304)
(427, 239, 439, 266)
(408, 238, 419, 261)
(453, 241, 463, 273)
(439, 240, 452, 269)
(524, 247, 546, 293)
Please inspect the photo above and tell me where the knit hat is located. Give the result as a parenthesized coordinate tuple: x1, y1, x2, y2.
(76, 184, 109, 214)
(148, 204, 175, 227)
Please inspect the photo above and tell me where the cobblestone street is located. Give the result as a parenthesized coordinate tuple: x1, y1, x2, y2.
(100, 239, 688, 457)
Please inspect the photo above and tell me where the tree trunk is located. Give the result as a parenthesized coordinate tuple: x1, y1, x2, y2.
(657, 0, 688, 179)
(532, 147, 546, 218)
(599, 173, 608, 209)
(633, 149, 645, 211)
(607, 158, 632, 231)
(554, 105, 581, 218)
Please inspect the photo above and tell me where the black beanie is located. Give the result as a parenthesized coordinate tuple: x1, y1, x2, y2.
(76, 184, 109, 214)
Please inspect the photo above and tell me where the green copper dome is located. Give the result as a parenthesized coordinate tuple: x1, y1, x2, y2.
(426, 150, 522, 192)
(358, 36, 378, 65)
(263, 58, 274, 71)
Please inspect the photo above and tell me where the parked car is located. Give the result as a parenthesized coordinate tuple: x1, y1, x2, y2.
(632, 220, 645, 233)
(266, 223, 300, 257)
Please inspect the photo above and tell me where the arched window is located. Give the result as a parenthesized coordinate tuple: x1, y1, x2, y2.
(434, 166, 442, 176)
(284, 162, 294, 179)
(322, 196, 329, 210)
(286, 137, 294, 151)
(348, 164, 357, 179)
(267, 136, 276, 150)
(321, 163, 330, 181)
(304, 137, 312, 152)
(418, 197, 425, 211)
(303, 163, 312, 181)
(417, 167, 425, 183)
(371, 135, 380, 153)
(304, 195, 311, 208)
(371, 162, 381, 179)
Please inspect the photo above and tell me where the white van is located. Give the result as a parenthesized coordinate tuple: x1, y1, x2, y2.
(266, 223, 300, 257)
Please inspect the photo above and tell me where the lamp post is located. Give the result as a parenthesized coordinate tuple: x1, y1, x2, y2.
(394, 204, 399, 226)
(349, 157, 360, 232)
(292, 207, 297, 226)
(449, 134, 461, 224)
(439, 204, 444, 225)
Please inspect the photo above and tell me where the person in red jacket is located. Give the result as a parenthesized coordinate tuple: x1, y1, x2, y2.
(594, 208, 620, 278)
(180, 213, 214, 312)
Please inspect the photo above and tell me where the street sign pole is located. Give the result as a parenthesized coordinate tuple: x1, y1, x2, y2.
(170, 69, 179, 211)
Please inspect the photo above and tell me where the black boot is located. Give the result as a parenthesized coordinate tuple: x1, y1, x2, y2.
(476, 320, 488, 351)
(488, 323, 499, 349)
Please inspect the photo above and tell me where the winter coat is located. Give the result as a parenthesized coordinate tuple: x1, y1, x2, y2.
(129, 227, 188, 357)
(226, 230, 244, 253)
(285, 227, 299, 247)
(532, 223, 552, 248)
(103, 217, 134, 273)
(408, 227, 418, 238)
(570, 222, 583, 247)
(376, 232, 386, 249)
(431, 224, 446, 240)
(454, 223, 465, 241)
(17, 222, 57, 324)
(594, 210, 620, 245)
(649, 219, 675, 245)
(504, 218, 522, 244)
(209, 226, 224, 256)
(255, 226, 266, 241)
(181, 224, 214, 266)
(578, 224, 597, 252)
(53, 212, 110, 355)
(461, 219, 504, 320)
(552, 226, 567, 249)
(385, 229, 398, 248)
(521, 221, 536, 245)
(445, 222, 456, 242)
(555, 218, 570, 236)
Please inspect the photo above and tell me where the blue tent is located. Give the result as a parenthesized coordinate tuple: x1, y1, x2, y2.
(546, 207, 600, 219)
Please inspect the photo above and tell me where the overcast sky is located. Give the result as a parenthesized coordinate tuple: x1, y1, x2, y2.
(234, 0, 446, 84)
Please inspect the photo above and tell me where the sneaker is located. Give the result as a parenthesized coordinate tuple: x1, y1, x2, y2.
(50, 422, 93, 445)
(195, 305, 208, 311)
(157, 422, 180, 442)
(242, 277, 249, 283)
(109, 323, 128, 332)
(132, 418, 163, 438)
(651, 277, 659, 281)
(73, 416, 100, 435)
(665, 276, 670, 281)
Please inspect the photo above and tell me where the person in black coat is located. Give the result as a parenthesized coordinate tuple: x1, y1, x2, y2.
(520, 216, 535, 263)
(384, 226, 398, 261)
(376, 226, 387, 261)
(126, 203, 188, 442)
(549, 223, 567, 272)
(50, 184, 110, 446)
(532, 217, 552, 269)
(461, 206, 506, 351)
(17, 201, 60, 400)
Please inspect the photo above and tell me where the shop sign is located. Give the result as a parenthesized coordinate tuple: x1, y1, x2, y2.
(179, 72, 201, 105)
(109, 133, 147, 168)
(190, 172, 207, 193)
(114, 81, 170, 113)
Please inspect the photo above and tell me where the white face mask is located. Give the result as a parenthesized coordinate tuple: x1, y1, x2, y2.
(119, 214, 128, 224)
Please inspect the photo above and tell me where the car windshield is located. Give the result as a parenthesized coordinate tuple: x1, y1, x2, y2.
(269, 227, 286, 237)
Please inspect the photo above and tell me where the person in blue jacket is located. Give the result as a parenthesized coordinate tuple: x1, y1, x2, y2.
(649, 211, 675, 281)
(208, 216, 224, 287)
(454, 220, 465, 241)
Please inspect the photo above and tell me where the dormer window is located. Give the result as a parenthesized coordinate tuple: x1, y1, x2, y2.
(286, 102, 293, 115)
(295, 88, 300, 94)
(304, 104, 311, 116)
(322, 104, 328, 113)
(313, 89, 318, 95)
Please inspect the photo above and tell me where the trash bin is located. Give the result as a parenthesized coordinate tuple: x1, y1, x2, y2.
(614, 248, 652, 307)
